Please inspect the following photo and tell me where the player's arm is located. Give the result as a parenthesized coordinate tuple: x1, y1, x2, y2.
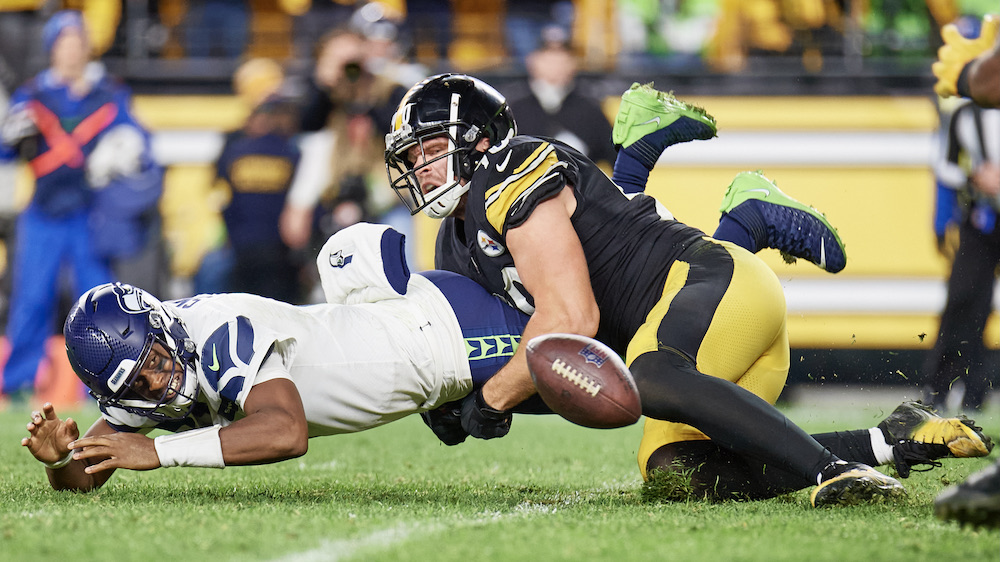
(934, 14, 1000, 108)
(71, 378, 309, 473)
(966, 38, 1000, 108)
(479, 186, 600, 412)
(22, 403, 119, 492)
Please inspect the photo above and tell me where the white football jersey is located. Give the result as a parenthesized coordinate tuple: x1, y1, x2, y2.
(102, 224, 472, 435)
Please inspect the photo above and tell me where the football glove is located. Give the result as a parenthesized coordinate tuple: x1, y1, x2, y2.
(87, 125, 146, 188)
(420, 402, 468, 446)
(933, 14, 999, 98)
(460, 387, 512, 440)
(0, 103, 37, 146)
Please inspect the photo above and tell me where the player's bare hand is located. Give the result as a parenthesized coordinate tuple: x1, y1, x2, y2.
(971, 162, 1000, 197)
(21, 402, 79, 464)
(69, 432, 161, 473)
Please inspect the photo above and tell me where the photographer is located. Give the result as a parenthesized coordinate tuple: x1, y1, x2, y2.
(281, 28, 409, 263)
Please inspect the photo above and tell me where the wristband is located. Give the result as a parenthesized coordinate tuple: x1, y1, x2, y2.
(42, 450, 74, 469)
(956, 62, 973, 99)
(153, 426, 225, 468)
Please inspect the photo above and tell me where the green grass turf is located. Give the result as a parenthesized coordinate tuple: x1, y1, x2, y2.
(1, 398, 998, 561)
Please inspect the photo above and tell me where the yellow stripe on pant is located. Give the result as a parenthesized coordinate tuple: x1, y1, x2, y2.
(630, 239, 790, 480)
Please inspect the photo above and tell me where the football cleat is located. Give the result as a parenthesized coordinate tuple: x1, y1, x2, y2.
(935, 460, 1000, 528)
(811, 462, 906, 507)
(719, 171, 847, 273)
(878, 400, 993, 478)
(612, 83, 717, 157)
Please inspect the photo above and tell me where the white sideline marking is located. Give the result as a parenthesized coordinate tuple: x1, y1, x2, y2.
(271, 496, 603, 562)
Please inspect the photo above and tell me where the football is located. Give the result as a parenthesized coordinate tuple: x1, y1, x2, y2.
(525, 333, 641, 429)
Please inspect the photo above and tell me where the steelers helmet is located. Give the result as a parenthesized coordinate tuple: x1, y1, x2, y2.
(385, 73, 516, 218)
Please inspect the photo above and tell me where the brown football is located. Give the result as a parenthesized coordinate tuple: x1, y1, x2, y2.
(525, 333, 641, 429)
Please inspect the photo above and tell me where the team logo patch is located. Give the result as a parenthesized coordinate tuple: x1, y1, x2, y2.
(478, 230, 505, 257)
(578, 344, 609, 367)
(329, 250, 353, 268)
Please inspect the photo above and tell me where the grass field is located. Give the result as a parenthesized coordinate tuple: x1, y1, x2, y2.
(1, 396, 998, 561)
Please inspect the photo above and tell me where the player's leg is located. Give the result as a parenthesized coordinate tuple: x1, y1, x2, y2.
(922, 221, 994, 410)
(630, 239, 902, 506)
(2, 209, 67, 399)
(610, 82, 716, 194)
(715, 171, 847, 273)
(608, 83, 846, 273)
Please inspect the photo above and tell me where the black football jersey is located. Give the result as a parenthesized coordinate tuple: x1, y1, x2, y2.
(436, 136, 706, 353)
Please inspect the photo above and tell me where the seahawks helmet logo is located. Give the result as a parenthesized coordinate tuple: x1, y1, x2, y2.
(113, 284, 153, 314)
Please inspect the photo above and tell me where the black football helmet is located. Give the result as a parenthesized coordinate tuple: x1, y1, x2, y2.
(385, 73, 516, 218)
(64, 283, 200, 421)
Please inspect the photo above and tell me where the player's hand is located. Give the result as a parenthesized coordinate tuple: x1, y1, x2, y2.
(69, 432, 161, 473)
(460, 388, 512, 440)
(933, 15, 1000, 98)
(971, 162, 1000, 198)
(420, 402, 468, 445)
(21, 403, 80, 465)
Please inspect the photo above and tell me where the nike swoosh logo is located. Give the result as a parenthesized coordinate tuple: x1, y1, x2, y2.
(496, 151, 511, 172)
(819, 238, 826, 270)
(208, 345, 220, 371)
(744, 188, 770, 197)
(639, 117, 660, 126)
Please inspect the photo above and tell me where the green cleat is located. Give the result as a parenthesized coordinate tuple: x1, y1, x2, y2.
(811, 462, 906, 507)
(611, 82, 717, 151)
(719, 171, 847, 273)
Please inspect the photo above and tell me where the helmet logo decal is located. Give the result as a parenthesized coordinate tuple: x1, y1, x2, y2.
(113, 284, 153, 314)
(478, 230, 505, 257)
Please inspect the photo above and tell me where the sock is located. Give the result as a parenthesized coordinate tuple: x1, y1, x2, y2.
(713, 216, 759, 253)
(619, 133, 667, 171)
(611, 150, 650, 194)
(813, 430, 880, 468)
(720, 202, 770, 252)
(869, 427, 896, 465)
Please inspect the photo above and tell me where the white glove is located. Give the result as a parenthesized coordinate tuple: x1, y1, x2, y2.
(0, 103, 37, 146)
(86, 124, 145, 188)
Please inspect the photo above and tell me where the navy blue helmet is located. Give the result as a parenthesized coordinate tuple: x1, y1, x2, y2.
(64, 283, 199, 420)
(385, 73, 516, 219)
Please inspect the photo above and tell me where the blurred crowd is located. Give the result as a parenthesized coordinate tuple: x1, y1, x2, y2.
(2, 0, 993, 97)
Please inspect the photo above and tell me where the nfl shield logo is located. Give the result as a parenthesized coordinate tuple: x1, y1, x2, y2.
(578, 344, 609, 367)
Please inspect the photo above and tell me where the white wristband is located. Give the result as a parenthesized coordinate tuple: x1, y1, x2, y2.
(153, 426, 225, 469)
(42, 450, 74, 469)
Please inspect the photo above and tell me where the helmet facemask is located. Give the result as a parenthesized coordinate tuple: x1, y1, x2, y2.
(386, 95, 482, 219)
(66, 283, 201, 423)
(103, 331, 200, 422)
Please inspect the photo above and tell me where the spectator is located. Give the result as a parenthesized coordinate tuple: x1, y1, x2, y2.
(0, 11, 153, 405)
(922, 97, 1000, 413)
(281, 0, 359, 61)
(504, 0, 574, 65)
(281, 28, 410, 270)
(215, 58, 304, 303)
(505, 32, 616, 167)
(0, 1, 120, 95)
